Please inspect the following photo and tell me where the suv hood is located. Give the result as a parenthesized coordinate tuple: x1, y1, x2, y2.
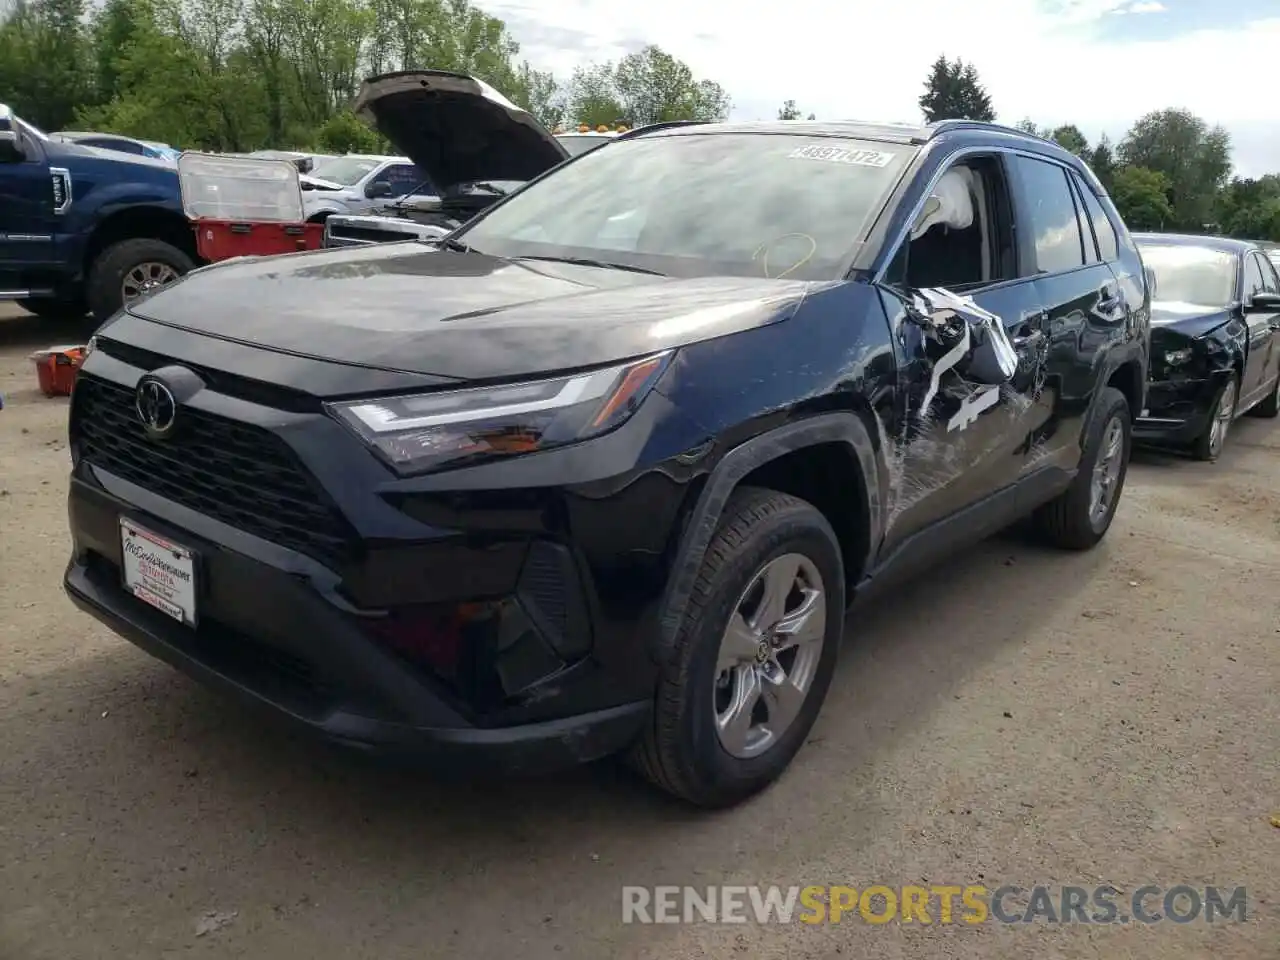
(352, 70, 568, 193)
(124, 243, 821, 382)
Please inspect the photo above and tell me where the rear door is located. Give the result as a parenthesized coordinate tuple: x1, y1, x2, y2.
(1007, 153, 1125, 473)
(1240, 252, 1277, 405)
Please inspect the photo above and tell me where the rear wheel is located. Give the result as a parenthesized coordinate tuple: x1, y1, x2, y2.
(1033, 386, 1131, 550)
(630, 487, 845, 808)
(86, 238, 194, 324)
(1192, 377, 1237, 461)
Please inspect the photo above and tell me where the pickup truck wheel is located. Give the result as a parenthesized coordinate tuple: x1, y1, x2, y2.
(1033, 386, 1131, 550)
(1191, 377, 1237, 461)
(86, 238, 194, 323)
(630, 487, 844, 808)
(17, 297, 86, 321)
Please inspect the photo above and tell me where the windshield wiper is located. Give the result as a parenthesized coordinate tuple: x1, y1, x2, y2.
(513, 255, 666, 276)
(433, 237, 472, 252)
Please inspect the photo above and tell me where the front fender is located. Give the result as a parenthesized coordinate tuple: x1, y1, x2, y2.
(653, 412, 882, 663)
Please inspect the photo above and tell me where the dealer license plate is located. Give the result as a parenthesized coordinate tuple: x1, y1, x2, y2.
(119, 519, 197, 627)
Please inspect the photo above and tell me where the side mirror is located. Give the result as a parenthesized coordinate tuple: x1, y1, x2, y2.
(0, 130, 22, 162)
(365, 179, 393, 199)
(910, 287, 1018, 386)
(1245, 292, 1280, 313)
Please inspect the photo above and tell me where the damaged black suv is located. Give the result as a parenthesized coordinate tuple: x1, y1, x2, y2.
(65, 76, 1149, 807)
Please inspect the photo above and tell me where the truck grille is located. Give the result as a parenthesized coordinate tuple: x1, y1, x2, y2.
(73, 375, 354, 567)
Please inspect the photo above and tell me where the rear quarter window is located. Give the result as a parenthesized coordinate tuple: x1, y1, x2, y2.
(1071, 172, 1119, 262)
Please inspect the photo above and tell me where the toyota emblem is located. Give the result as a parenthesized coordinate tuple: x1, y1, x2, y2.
(135, 377, 178, 437)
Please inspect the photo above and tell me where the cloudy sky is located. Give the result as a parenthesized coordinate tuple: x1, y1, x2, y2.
(485, 0, 1280, 177)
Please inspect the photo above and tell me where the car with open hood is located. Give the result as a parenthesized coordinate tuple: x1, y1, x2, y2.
(64, 117, 1149, 807)
(1132, 233, 1280, 459)
(323, 71, 607, 248)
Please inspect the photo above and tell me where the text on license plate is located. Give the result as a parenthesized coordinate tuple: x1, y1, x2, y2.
(119, 519, 197, 626)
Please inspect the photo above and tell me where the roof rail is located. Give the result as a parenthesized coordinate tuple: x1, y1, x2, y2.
(927, 118, 1061, 148)
(616, 120, 712, 140)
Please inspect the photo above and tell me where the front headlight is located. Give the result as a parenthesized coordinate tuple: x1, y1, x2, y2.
(1164, 347, 1193, 366)
(327, 351, 673, 475)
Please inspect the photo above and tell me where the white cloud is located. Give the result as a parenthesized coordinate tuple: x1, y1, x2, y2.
(1126, 2, 1168, 13)
(488, 0, 1280, 177)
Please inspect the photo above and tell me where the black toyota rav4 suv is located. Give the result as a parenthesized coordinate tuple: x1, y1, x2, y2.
(65, 72, 1150, 807)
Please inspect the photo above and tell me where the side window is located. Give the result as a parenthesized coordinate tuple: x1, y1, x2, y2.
(1071, 172, 1119, 262)
(1244, 253, 1266, 299)
(894, 155, 1016, 292)
(1255, 253, 1279, 294)
(382, 164, 428, 197)
(1011, 155, 1087, 274)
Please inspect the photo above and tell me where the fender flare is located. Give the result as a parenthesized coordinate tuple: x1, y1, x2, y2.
(1093, 339, 1148, 421)
(653, 412, 883, 662)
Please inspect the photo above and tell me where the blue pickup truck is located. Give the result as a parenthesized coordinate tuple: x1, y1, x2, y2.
(0, 103, 197, 324)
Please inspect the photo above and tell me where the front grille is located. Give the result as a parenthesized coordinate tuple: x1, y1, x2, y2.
(73, 375, 354, 567)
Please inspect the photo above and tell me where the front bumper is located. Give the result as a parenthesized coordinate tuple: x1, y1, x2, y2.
(63, 477, 649, 771)
(62, 432, 656, 774)
(1133, 370, 1229, 445)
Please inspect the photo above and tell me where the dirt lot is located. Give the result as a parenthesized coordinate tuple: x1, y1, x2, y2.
(0, 303, 1276, 960)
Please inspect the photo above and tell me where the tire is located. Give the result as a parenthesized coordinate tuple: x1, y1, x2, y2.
(630, 487, 845, 808)
(1249, 370, 1280, 418)
(86, 238, 195, 324)
(17, 296, 87, 321)
(1191, 376, 1238, 461)
(1033, 386, 1131, 550)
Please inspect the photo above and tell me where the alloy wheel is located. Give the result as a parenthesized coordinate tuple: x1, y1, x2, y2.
(1207, 380, 1237, 458)
(1089, 415, 1125, 524)
(121, 261, 181, 303)
(713, 553, 826, 759)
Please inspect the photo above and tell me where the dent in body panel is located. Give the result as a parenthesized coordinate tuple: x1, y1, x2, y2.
(874, 286, 1044, 534)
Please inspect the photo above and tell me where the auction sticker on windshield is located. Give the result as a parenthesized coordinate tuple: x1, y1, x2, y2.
(787, 145, 896, 167)
(120, 519, 197, 626)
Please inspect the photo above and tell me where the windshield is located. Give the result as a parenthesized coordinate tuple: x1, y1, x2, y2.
(457, 133, 913, 280)
(556, 135, 610, 157)
(1138, 243, 1238, 309)
(308, 157, 381, 186)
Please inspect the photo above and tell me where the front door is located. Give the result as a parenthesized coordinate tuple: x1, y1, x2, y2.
(0, 123, 56, 279)
(876, 153, 1049, 553)
(1240, 251, 1280, 408)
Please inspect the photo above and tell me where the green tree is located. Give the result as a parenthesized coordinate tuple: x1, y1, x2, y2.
(1110, 166, 1173, 230)
(612, 45, 730, 125)
(564, 62, 624, 128)
(1049, 123, 1088, 157)
(918, 55, 994, 123)
(315, 109, 383, 152)
(1088, 134, 1116, 190)
(1118, 108, 1232, 230)
(1219, 175, 1280, 241)
(1014, 117, 1043, 136)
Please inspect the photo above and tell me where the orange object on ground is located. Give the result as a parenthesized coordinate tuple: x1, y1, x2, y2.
(193, 220, 325, 262)
(30, 344, 86, 397)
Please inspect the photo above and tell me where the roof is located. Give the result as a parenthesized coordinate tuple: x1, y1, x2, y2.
(1132, 232, 1259, 254)
(630, 118, 1084, 156)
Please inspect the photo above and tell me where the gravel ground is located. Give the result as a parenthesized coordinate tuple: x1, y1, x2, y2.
(1, 303, 1276, 960)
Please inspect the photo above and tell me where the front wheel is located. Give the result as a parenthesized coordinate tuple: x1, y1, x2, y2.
(86, 238, 195, 324)
(630, 487, 845, 808)
(1191, 376, 1237, 461)
(1033, 385, 1131, 550)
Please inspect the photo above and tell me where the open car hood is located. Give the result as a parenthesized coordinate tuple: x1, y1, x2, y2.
(353, 70, 568, 193)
